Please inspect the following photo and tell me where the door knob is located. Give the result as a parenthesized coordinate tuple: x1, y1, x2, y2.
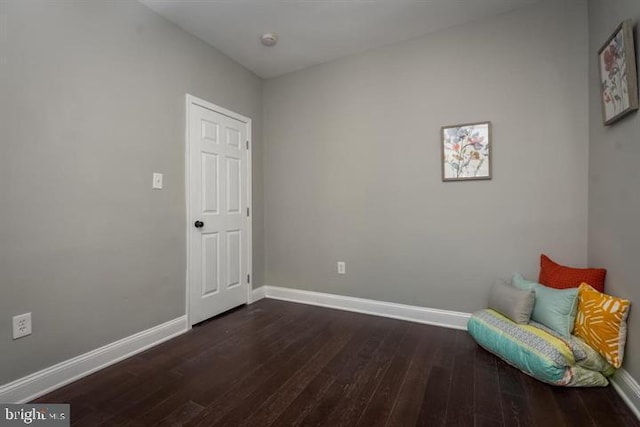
(194, 221, 204, 228)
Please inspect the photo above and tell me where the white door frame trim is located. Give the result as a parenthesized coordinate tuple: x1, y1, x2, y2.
(185, 94, 253, 327)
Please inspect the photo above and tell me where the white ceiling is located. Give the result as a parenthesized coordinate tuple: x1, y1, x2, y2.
(140, 0, 540, 79)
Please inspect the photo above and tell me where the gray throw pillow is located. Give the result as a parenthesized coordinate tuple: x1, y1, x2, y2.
(488, 279, 535, 324)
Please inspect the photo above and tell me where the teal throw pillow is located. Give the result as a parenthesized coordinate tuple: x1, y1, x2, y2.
(511, 273, 579, 337)
(512, 273, 537, 290)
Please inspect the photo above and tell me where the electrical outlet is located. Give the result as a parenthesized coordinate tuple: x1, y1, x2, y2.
(337, 261, 346, 275)
(13, 312, 32, 339)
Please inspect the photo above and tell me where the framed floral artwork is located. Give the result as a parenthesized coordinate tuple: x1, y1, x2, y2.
(441, 121, 491, 182)
(598, 20, 638, 126)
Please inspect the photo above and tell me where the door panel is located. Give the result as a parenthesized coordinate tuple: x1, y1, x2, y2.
(189, 99, 249, 325)
(202, 119, 219, 142)
(202, 153, 219, 214)
(226, 156, 241, 214)
(226, 127, 241, 149)
(226, 230, 242, 288)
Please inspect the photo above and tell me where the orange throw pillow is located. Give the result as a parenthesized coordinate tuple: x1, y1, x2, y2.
(538, 254, 606, 292)
(574, 283, 630, 368)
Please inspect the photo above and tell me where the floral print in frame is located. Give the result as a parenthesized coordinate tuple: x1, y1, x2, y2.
(598, 20, 638, 125)
(441, 122, 491, 182)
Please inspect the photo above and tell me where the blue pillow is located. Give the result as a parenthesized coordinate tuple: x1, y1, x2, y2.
(512, 273, 579, 337)
(512, 273, 537, 290)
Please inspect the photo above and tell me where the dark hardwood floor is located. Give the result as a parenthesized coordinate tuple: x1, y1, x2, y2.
(34, 299, 639, 426)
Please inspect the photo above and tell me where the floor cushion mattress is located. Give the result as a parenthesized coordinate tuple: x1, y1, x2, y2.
(467, 309, 609, 386)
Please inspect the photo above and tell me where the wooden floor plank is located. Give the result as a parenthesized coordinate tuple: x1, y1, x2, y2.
(384, 325, 447, 427)
(195, 309, 352, 426)
(415, 324, 458, 427)
(500, 392, 533, 427)
(267, 313, 386, 426)
(521, 373, 566, 427)
(295, 315, 397, 427)
(267, 372, 336, 426)
(156, 401, 205, 427)
(553, 388, 597, 427)
(354, 323, 422, 427)
(237, 311, 362, 427)
(93, 300, 309, 427)
(130, 303, 320, 426)
(30, 299, 638, 427)
(473, 345, 504, 426)
(443, 330, 476, 427)
(417, 365, 452, 427)
(495, 357, 534, 427)
(320, 320, 410, 427)
(580, 386, 640, 427)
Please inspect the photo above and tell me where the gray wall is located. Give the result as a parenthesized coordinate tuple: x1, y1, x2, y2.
(0, 0, 263, 385)
(5, 0, 624, 392)
(263, 0, 589, 313)
(588, 0, 640, 381)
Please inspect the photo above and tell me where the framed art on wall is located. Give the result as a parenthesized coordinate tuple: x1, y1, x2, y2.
(441, 121, 491, 182)
(598, 19, 639, 126)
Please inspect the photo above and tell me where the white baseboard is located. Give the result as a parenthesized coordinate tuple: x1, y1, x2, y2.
(261, 286, 470, 330)
(0, 316, 188, 404)
(611, 368, 640, 420)
(250, 286, 266, 303)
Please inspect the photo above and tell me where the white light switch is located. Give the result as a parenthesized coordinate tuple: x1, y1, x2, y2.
(152, 173, 163, 189)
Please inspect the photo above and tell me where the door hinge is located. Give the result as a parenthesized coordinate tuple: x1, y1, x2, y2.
(246, 140, 249, 150)
(247, 274, 251, 284)
(247, 207, 250, 217)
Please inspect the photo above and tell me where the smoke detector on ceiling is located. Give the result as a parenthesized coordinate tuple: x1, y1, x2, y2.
(260, 33, 278, 47)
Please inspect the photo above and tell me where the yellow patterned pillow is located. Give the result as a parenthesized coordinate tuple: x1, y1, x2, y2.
(573, 283, 630, 368)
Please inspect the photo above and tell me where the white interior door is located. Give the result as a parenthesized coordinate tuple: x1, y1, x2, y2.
(188, 96, 251, 325)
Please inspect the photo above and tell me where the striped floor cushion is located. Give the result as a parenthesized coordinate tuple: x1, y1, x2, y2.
(467, 309, 609, 386)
